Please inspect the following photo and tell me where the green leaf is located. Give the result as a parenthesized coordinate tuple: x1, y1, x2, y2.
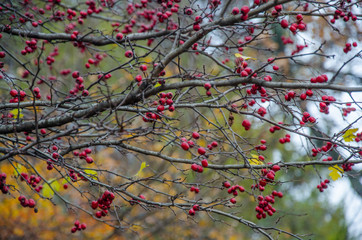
(42, 179, 61, 198)
(342, 128, 358, 142)
(84, 169, 98, 180)
(328, 165, 344, 181)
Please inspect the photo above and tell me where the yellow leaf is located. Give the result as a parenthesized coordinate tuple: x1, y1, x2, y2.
(234, 53, 256, 61)
(134, 162, 149, 178)
(10, 109, 23, 118)
(342, 128, 358, 142)
(249, 154, 263, 165)
(328, 165, 344, 181)
(13, 163, 23, 175)
(84, 169, 98, 180)
(42, 179, 61, 198)
(154, 82, 161, 88)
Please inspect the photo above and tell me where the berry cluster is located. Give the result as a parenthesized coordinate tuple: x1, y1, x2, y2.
(279, 134, 291, 144)
(343, 42, 358, 54)
(291, 44, 308, 55)
(190, 186, 200, 193)
(18, 195, 36, 208)
(71, 220, 87, 233)
(269, 122, 283, 133)
(226, 183, 245, 198)
(204, 82, 212, 96)
(73, 148, 94, 164)
(251, 166, 281, 192)
(319, 95, 336, 114)
(330, 5, 358, 24)
(92, 190, 115, 218)
(188, 204, 200, 216)
(342, 103, 356, 117)
(255, 191, 283, 219)
(317, 179, 330, 192)
(0, 173, 9, 194)
(69, 71, 89, 97)
(21, 39, 38, 55)
(311, 142, 335, 157)
(300, 111, 316, 125)
(9, 89, 27, 103)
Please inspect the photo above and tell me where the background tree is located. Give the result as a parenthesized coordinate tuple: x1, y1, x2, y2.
(0, 0, 361, 239)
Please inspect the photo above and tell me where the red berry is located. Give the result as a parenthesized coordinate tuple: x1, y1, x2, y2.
(240, 6, 250, 15)
(181, 142, 190, 150)
(189, 208, 195, 215)
(192, 132, 200, 139)
(197, 147, 206, 155)
(140, 65, 147, 71)
(191, 163, 199, 171)
(223, 181, 231, 188)
(211, 141, 218, 148)
(116, 33, 123, 41)
(125, 50, 133, 58)
(280, 19, 289, 28)
(204, 83, 211, 90)
(201, 159, 208, 167)
(230, 198, 236, 204)
(231, 7, 239, 15)
(10, 89, 18, 97)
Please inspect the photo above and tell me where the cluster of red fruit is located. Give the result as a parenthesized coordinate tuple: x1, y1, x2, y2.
(9, 89, 27, 103)
(310, 74, 328, 83)
(280, 14, 306, 34)
(255, 191, 283, 219)
(246, 84, 267, 96)
(342, 103, 356, 117)
(311, 142, 335, 157)
(223, 181, 245, 203)
(156, 92, 174, 112)
(190, 186, 200, 193)
(20, 38, 38, 55)
(330, 6, 358, 24)
(71, 220, 87, 233)
(91, 190, 115, 218)
(317, 179, 330, 192)
(279, 134, 291, 144)
(319, 95, 336, 115)
(230, 5, 250, 21)
(70, 71, 89, 97)
(299, 89, 314, 101)
(20, 173, 42, 188)
(124, 0, 179, 33)
(281, 36, 293, 45)
(73, 148, 94, 164)
(269, 122, 283, 133)
(188, 204, 200, 216)
(204, 82, 212, 96)
(18, 195, 36, 208)
(291, 44, 308, 56)
(85, 53, 106, 68)
(251, 165, 281, 192)
(0, 173, 9, 194)
(343, 42, 358, 54)
(300, 112, 316, 125)
(45, 46, 59, 66)
(142, 92, 174, 122)
(342, 163, 354, 172)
